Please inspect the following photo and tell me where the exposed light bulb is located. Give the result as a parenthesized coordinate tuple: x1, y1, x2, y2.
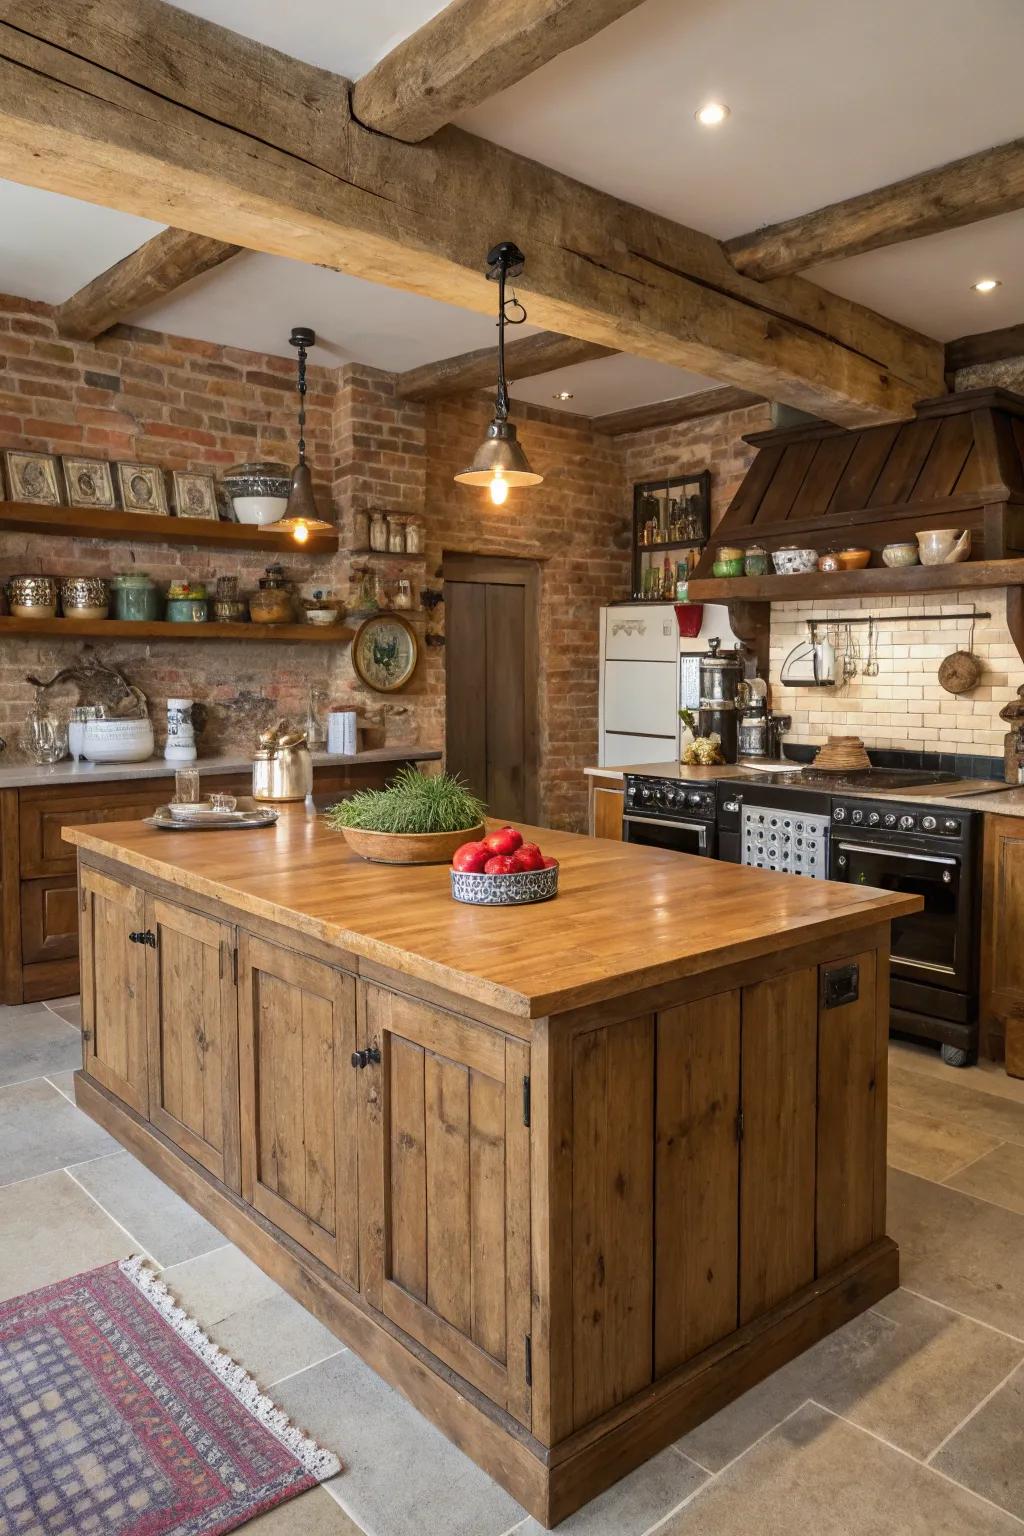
(972, 277, 1001, 294)
(291, 521, 309, 544)
(696, 102, 729, 126)
(489, 470, 509, 506)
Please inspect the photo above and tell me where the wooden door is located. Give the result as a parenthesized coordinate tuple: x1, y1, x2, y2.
(237, 933, 358, 1284)
(981, 814, 1024, 1070)
(146, 896, 241, 1190)
(443, 554, 539, 823)
(79, 865, 148, 1115)
(739, 967, 818, 1324)
(816, 949, 881, 1271)
(360, 984, 532, 1426)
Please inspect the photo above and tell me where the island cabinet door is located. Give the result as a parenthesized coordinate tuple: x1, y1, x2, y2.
(236, 934, 358, 1287)
(144, 897, 240, 1191)
(79, 865, 149, 1116)
(359, 985, 532, 1429)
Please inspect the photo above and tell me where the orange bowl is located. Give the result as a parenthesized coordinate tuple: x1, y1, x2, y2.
(836, 548, 871, 570)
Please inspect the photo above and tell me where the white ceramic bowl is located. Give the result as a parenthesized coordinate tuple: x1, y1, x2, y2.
(771, 547, 818, 575)
(231, 495, 288, 526)
(82, 718, 155, 763)
(306, 608, 338, 626)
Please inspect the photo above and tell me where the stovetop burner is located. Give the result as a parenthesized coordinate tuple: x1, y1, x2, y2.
(729, 765, 961, 792)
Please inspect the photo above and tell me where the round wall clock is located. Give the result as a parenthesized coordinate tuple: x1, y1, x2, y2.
(351, 613, 419, 693)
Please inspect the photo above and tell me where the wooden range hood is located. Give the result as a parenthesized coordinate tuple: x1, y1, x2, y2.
(688, 388, 1024, 669)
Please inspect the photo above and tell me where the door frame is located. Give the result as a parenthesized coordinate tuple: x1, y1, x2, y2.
(442, 552, 541, 825)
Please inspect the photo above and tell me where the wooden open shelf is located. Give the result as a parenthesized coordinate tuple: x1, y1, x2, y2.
(0, 500, 339, 555)
(349, 548, 427, 561)
(688, 557, 1024, 604)
(0, 615, 353, 644)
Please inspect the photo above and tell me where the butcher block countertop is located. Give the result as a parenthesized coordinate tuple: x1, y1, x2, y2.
(64, 808, 920, 1020)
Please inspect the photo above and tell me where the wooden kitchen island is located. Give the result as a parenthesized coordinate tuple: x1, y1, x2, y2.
(64, 810, 920, 1526)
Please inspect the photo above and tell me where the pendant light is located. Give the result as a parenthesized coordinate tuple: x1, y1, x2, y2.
(454, 242, 543, 506)
(277, 325, 333, 544)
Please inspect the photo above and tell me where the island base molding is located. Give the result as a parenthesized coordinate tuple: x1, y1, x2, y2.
(74, 1072, 898, 1527)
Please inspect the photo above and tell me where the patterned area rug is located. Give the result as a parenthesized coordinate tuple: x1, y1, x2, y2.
(0, 1256, 340, 1535)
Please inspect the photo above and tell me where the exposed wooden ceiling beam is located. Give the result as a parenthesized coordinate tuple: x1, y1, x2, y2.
(54, 227, 240, 340)
(592, 385, 765, 436)
(945, 322, 1024, 374)
(0, 1, 945, 426)
(397, 332, 616, 401)
(351, 0, 649, 144)
(726, 139, 1024, 281)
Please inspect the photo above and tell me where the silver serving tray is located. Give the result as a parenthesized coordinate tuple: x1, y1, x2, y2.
(145, 805, 279, 831)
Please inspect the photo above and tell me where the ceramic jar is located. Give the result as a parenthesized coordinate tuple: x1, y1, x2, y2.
(165, 697, 197, 763)
(882, 542, 919, 568)
(59, 576, 109, 620)
(7, 575, 57, 618)
(917, 529, 972, 566)
(111, 573, 161, 621)
(771, 547, 818, 575)
(387, 516, 405, 553)
(743, 546, 769, 577)
(369, 511, 388, 552)
(404, 521, 423, 555)
(223, 461, 290, 526)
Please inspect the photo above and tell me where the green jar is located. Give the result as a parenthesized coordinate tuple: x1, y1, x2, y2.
(111, 573, 161, 621)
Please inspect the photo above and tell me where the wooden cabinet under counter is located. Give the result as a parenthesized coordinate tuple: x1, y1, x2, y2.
(981, 812, 1024, 1074)
(64, 811, 918, 1526)
(586, 769, 624, 840)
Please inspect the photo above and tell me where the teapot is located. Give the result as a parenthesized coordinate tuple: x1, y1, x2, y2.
(252, 719, 313, 802)
(916, 528, 971, 566)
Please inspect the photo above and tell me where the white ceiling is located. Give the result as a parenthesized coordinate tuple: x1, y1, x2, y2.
(1, 0, 1022, 410)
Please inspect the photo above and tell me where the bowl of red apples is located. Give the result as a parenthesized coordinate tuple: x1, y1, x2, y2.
(449, 825, 559, 906)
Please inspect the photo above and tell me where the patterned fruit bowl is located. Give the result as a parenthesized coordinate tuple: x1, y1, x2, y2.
(450, 861, 559, 906)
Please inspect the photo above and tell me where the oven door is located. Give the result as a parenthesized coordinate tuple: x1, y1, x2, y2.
(623, 813, 713, 858)
(831, 839, 969, 990)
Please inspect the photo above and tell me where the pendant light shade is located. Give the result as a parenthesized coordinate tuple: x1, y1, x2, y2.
(454, 242, 543, 505)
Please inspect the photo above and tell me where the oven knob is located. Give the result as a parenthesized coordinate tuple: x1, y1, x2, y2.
(921, 815, 937, 832)
(640, 786, 652, 802)
(687, 792, 703, 807)
(943, 818, 960, 835)
(884, 813, 898, 827)
(899, 814, 915, 831)
(837, 855, 848, 868)
(868, 811, 881, 826)
(851, 809, 864, 824)
(723, 799, 739, 814)
(833, 807, 847, 822)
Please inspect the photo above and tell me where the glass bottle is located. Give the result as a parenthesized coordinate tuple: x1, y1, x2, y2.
(404, 520, 423, 554)
(393, 579, 413, 610)
(387, 516, 405, 554)
(368, 511, 388, 552)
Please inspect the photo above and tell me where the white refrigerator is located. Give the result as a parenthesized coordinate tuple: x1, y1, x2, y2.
(597, 603, 741, 767)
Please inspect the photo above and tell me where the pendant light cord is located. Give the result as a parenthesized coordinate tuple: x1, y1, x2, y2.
(492, 249, 527, 423)
(295, 336, 307, 467)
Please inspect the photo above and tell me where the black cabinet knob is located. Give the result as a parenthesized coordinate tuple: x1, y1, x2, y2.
(128, 930, 157, 947)
(351, 1047, 381, 1069)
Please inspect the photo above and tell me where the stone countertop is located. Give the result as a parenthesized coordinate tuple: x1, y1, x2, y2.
(583, 761, 1013, 811)
(0, 745, 441, 791)
(64, 810, 919, 1021)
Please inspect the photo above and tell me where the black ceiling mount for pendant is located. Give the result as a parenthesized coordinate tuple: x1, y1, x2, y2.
(454, 243, 543, 499)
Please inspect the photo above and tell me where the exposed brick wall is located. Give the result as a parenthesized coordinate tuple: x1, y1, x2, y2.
(622, 402, 773, 532)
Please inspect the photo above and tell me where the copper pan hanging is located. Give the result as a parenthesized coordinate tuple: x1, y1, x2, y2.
(937, 606, 982, 695)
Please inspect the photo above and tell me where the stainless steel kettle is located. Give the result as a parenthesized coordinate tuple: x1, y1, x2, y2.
(252, 720, 313, 802)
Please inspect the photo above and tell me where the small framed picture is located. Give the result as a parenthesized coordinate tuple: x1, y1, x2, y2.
(117, 461, 169, 515)
(4, 449, 62, 506)
(61, 455, 118, 510)
(172, 470, 219, 521)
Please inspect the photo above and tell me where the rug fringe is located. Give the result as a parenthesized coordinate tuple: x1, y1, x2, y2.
(118, 1255, 341, 1482)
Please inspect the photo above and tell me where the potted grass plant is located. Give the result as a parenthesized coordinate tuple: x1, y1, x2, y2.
(325, 767, 486, 864)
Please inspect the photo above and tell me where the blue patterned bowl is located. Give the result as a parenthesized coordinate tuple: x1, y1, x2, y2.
(450, 862, 559, 906)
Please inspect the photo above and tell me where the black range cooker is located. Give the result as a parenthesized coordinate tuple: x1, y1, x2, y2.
(625, 767, 981, 1067)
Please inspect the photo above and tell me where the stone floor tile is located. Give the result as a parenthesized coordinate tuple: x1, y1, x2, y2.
(515, 1448, 705, 1536)
(43, 997, 82, 1028)
(945, 1141, 1024, 1215)
(676, 1286, 1023, 1469)
(891, 1041, 1024, 1107)
(0, 1003, 81, 1087)
(887, 1105, 1001, 1180)
(888, 1169, 1024, 1338)
(275, 1350, 526, 1536)
(245, 1487, 366, 1534)
(0, 1170, 133, 1300)
(0, 1078, 118, 1184)
(933, 1362, 1024, 1519)
(161, 1242, 283, 1326)
(663, 1402, 1022, 1535)
(889, 1060, 1024, 1147)
(213, 1289, 345, 1389)
(68, 1149, 226, 1266)
(45, 1070, 77, 1102)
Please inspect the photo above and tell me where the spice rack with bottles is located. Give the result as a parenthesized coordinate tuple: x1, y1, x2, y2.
(629, 471, 710, 601)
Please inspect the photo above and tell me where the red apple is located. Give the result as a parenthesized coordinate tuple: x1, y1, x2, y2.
(514, 843, 544, 872)
(484, 826, 523, 856)
(452, 841, 489, 873)
(541, 856, 559, 869)
(484, 854, 517, 875)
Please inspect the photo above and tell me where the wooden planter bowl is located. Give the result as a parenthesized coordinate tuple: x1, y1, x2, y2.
(339, 822, 485, 865)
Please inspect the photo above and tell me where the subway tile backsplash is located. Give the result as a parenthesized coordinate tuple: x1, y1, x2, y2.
(770, 589, 1024, 758)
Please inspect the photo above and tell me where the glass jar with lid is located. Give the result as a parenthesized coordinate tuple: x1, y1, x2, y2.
(110, 572, 160, 622)
(387, 516, 406, 554)
(392, 579, 413, 610)
(368, 511, 388, 552)
(404, 520, 423, 555)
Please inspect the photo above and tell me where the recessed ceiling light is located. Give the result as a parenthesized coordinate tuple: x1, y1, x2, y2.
(696, 102, 730, 126)
(972, 277, 1001, 293)
(553, 390, 574, 401)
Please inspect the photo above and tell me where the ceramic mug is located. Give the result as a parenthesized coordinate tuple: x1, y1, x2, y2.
(917, 529, 971, 566)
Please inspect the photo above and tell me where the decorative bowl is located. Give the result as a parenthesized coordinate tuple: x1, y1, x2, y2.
(451, 861, 559, 906)
(771, 547, 818, 575)
(223, 462, 291, 496)
(835, 548, 871, 570)
(249, 590, 294, 624)
(917, 528, 972, 566)
(717, 545, 745, 563)
(306, 607, 339, 626)
(82, 717, 155, 763)
(817, 551, 842, 573)
(7, 575, 57, 618)
(59, 576, 109, 619)
(882, 542, 919, 568)
(166, 597, 209, 623)
(212, 599, 249, 623)
(232, 495, 289, 526)
(339, 822, 486, 865)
